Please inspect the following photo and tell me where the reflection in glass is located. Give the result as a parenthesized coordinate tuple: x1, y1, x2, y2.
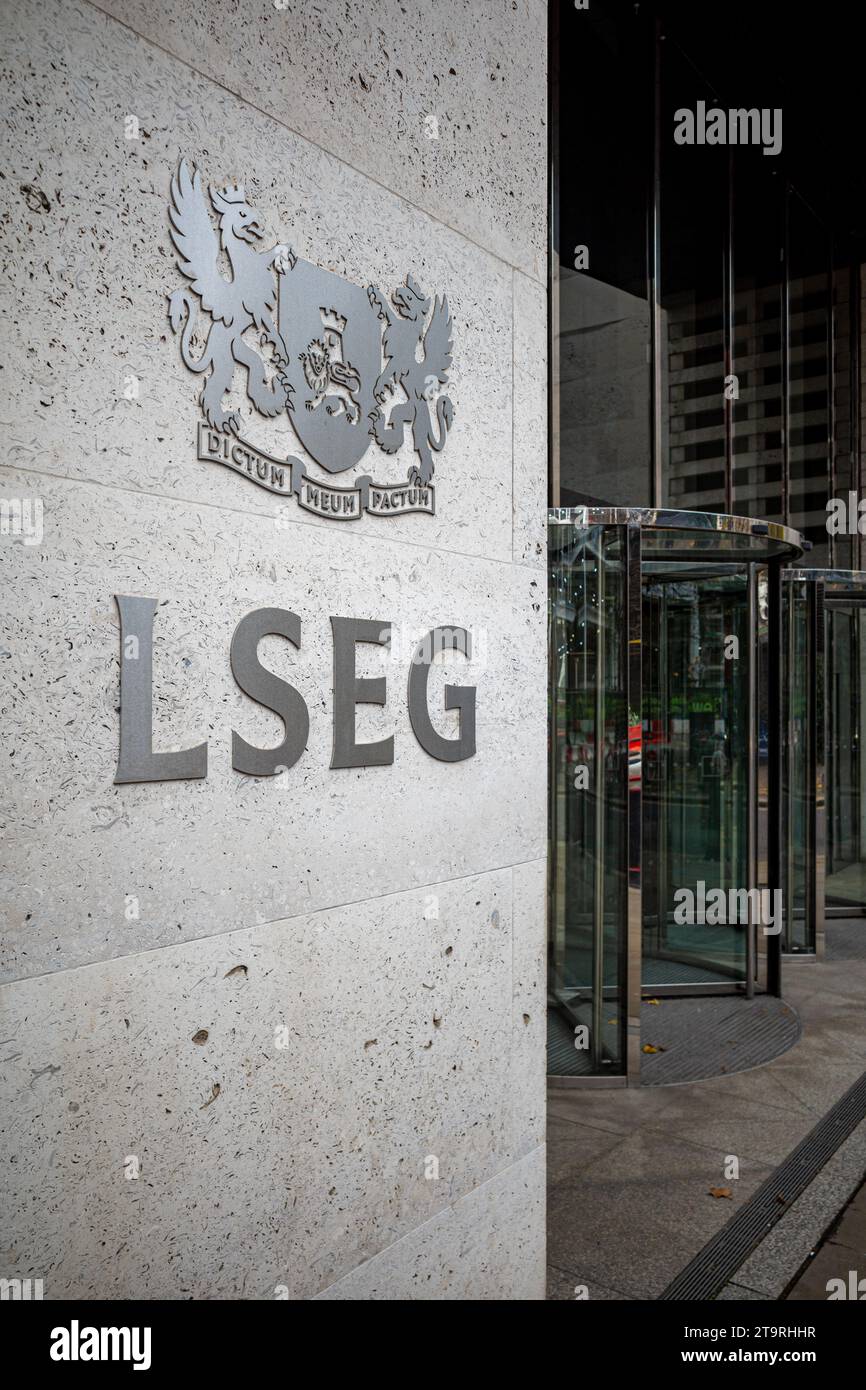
(782, 578, 815, 951)
(549, 524, 629, 1076)
(660, 41, 727, 515)
(832, 263, 854, 571)
(826, 603, 866, 909)
(642, 566, 750, 983)
(553, 0, 651, 507)
(788, 192, 832, 563)
(731, 152, 785, 526)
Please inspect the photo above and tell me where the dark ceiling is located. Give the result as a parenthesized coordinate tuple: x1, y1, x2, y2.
(658, 0, 866, 243)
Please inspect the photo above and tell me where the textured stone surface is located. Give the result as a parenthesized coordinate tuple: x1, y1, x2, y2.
(510, 858, 547, 1153)
(92, 0, 548, 281)
(1, 0, 521, 566)
(0, 0, 548, 1300)
(314, 1146, 546, 1299)
(0, 469, 545, 981)
(0, 870, 546, 1299)
(513, 270, 547, 566)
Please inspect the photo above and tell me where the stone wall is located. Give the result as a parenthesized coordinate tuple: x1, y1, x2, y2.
(0, 0, 548, 1299)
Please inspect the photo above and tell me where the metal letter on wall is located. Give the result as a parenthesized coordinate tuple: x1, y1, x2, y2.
(114, 595, 208, 784)
(330, 617, 394, 769)
(230, 608, 310, 776)
(407, 628, 476, 763)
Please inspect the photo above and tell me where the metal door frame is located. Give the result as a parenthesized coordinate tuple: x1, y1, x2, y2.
(785, 568, 866, 953)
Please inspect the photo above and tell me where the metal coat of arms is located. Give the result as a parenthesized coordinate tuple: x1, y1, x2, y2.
(167, 160, 454, 518)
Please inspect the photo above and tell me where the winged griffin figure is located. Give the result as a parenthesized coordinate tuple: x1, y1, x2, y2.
(366, 275, 455, 485)
(167, 160, 294, 434)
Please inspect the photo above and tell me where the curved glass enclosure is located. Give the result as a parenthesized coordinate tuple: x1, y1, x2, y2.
(824, 575, 866, 916)
(782, 570, 866, 962)
(549, 508, 805, 1084)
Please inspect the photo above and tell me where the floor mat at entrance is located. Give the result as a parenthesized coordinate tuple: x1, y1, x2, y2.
(547, 995, 801, 1084)
(639, 995, 801, 1086)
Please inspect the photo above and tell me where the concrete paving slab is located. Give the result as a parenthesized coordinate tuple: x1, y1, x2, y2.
(546, 1263, 632, 1300)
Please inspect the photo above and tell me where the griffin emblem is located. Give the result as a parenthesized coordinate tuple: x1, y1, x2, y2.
(168, 158, 456, 510)
(366, 274, 455, 486)
(167, 159, 294, 435)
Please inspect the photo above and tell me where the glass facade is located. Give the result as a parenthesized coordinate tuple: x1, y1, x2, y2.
(549, 521, 631, 1076)
(550, 1, 863, 568)
(549, 1, 866, 1082)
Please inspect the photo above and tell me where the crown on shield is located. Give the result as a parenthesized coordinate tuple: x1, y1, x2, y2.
(320, 306, 348, 336)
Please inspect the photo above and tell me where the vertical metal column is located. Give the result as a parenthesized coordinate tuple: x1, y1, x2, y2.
(781, 187, 791, 525)
(592, 536, 606, 1067)
(767, 558, 784, 996)
(814, 578, 826, 959)
(828, 233, 836, 570)
(649, 20, 663, 509)
(785, 583, 796, 949)
(626, 517, 643, 1084)
(591, 537, 606, 1071)
(745, 565, 757, 997)
(547, 0, 560, 509)
(805, 581, 819, 952)
(724, 147, 734, 516)
(854, 264, 863, 575)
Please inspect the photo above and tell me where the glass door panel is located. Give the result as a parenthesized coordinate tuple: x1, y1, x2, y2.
(782, 578, 816, 952)
(549, 523, 630, 1076)
(826, 603, 866, 910)
(641, 565, 750, 985)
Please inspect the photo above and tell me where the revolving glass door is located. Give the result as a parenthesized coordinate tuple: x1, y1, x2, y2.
(778, 570, 866, 958)
(549, 508, 804, 1084)
(642, 566, 751, 986)
(826, 588, 866, 914)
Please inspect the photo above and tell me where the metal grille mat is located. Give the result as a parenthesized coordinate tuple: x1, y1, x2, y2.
(661, 1067, 866, 1299)
(547, 995, 801, 1085)
(640, 996, 801, 1086)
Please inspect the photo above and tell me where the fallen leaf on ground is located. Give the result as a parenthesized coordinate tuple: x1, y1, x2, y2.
(708, 1187, 733, 1199)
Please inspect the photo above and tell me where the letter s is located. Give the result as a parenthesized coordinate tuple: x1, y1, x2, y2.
(230, 608, 309, 776)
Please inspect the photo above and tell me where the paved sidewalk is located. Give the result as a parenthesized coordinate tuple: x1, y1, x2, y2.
(547, 940, 866, 1300)
(785, 1176, 866, 1300)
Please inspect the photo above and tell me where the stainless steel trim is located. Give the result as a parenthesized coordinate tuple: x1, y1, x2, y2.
(785, 580, 796, 951)
(591, 543, 605, 1072)
(812, 578, 825, 959)
(550, 506, 805, 558)
(641, 982, 752, 997)
(746, 564, 757, 996)
(626, 518, 643, 1086)
(548, 1075, 629, 1090)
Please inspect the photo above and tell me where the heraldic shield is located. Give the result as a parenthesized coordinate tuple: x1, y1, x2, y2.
(279, 258, 382, 475)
